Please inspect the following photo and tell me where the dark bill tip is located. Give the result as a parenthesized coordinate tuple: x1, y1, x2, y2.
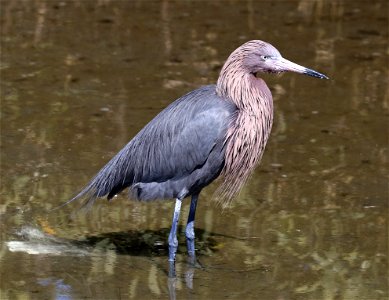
(304, 68, 329, 79)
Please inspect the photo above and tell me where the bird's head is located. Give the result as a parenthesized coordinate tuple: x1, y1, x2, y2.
(240, 40, 329, 79)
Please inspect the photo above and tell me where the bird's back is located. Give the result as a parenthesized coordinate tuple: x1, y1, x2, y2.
(72, 85, 236, 206)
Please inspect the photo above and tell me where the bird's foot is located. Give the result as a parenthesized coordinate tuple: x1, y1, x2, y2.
(187, 254, 203, 269)
(168, 244, 178, 262)
(168, 260, 177, 278)
(185, 220, 196, 256)
(186, 238, 195, 256)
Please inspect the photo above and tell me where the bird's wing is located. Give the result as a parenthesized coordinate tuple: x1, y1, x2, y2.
(131, 85, 235, 183)
(69, 85, 236, 204)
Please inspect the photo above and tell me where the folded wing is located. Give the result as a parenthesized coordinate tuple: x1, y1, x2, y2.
(69, 85, 236, 207)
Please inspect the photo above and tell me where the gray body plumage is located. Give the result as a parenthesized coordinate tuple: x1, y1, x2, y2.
(74, 85, 236, 206)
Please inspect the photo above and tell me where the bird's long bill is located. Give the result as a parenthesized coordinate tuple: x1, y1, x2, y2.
(276, 57, 329, 79)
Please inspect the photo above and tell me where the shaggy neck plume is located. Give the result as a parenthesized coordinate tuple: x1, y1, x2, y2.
(215, 56, 274, 205)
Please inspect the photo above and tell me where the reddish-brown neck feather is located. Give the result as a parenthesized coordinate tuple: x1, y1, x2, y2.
(215, 53, 273, 206)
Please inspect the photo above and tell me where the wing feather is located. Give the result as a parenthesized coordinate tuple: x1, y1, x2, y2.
(66, 85, 236, 207)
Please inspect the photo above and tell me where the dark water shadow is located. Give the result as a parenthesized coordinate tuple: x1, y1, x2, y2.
(7, 225, 220, 258)
(77, 226, 220, 258)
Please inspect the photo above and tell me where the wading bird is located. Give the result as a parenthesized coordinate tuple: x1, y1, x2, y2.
(66, 40, 328, 264)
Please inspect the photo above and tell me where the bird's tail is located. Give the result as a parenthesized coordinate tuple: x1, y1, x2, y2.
(50, 183, 97, 212)
(52, 145, 135, 212)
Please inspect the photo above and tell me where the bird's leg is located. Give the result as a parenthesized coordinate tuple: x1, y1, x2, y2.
(168, 198, 182, 263)
(185, 193, 198, 259)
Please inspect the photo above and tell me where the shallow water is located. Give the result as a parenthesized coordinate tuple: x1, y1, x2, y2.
(1, 0, 388, 299)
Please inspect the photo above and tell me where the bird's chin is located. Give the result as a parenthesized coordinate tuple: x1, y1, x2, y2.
(254, 70, 283, 78)
(266, 69, 283, 75)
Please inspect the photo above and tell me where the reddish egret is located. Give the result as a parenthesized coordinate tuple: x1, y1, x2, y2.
(65, 40, 328, 263)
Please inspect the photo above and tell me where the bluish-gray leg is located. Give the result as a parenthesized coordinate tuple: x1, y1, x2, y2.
(185, 193, 198, 257)
(168, 198, 182, 262)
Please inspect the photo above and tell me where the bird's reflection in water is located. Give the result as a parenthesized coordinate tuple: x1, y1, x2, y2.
(7, 225, 222, 299)
(37, 277, 72, 300)
(168, 255, 203, 300)
(82, 227, 214, 299)
(100, 228, 212, 300)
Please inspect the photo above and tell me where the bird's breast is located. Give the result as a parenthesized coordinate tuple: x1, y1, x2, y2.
(217, 93, 273, 203)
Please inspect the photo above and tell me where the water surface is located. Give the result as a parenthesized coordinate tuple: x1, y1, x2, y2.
(1, 1, 388, 299)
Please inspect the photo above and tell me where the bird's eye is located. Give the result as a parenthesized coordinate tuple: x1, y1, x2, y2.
(261, 55, 271, 60)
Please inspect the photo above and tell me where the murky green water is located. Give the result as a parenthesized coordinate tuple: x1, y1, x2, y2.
(1, 1, 388, 299)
